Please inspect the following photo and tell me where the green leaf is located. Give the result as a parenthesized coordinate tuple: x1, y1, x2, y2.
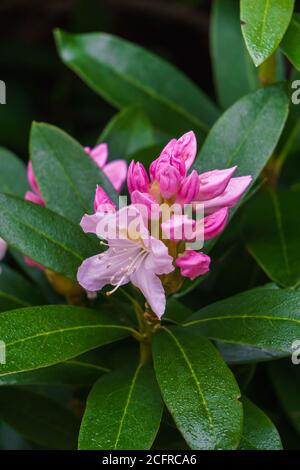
(194, 84, 289, 196)
(269, 359, 300, 437)
(211, 0, 259, 109)
(153, 326, 242, 450)
(31, 122, 118, 224)
(185, 288, 300, 353)
(0, 387, 80, 449)
(0, 305, 133, 376)
(281, 14, 300, 71)
(245, 190, 300, 288)
(239, 397, 282, 450)
(98, 106, 155, 160)
(216, 341, 287, 365)
(240, 0, 294, 66)
(163, 298, 193, 324)
(0, 355, 109, 386)
(0, 147, 27, 197)
(0, 264, 44, 312)
(0, 194, 99, 280)
(54, 30, 219, 139)
(79, 364, 163, 450)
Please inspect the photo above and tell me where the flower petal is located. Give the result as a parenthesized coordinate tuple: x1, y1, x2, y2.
(203, 176, 252, 214)
(176, 131, 197, 170)
(103, 160, 128, 192)
(0, 238, 7, 261)
(85, 143, 108, 168)
(27, 161, 40, 195)
(25, 191, 45, 206)
(130, 268, 167, 319)
(203, 207, 229, 240)
(197, 167, 237, 201)
(145, 236, 174, 275)
(77, 248, 136, 292)
(161, 214, 196, 242)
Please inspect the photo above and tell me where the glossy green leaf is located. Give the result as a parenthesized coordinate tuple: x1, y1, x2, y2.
(153, 326, 242, 450)
(216, 341, 287, 365)
(0, 194, 99, 280)
(0, 305, 133, 376)
(55, 30, 219, 138)
(10, 249, 61, 304)
(0, 387, 80, 449)
(163, 298, 193, 324)
(98, 106, 155, 160)
(239, 397, 282, 450)
(185, 288, 300, 353)
(194, 84, 289, 193)
(0, 264, 44, 312)
(211, 0, 259, 109)
(269, 359, 300, 437)
(281, 14, 300, 71)
(0, 147, 27, 197)
(245, 190, 300, 288)
(0, 354, 109, 386)
(31, 122, 118, 224)
(79, 364, 163, 450)
(240, 0, 294, 66)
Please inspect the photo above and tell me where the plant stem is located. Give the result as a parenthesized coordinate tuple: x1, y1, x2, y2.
(139, 339, 152, 366)
(259, 53, 276, 85)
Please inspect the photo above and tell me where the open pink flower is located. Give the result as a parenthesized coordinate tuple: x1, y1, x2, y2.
(85, 143, 127, 192)
(78, 206, 174, 318)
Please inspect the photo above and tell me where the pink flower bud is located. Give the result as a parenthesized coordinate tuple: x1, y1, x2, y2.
(197, 167, 237, 201)
(177, 170, 200, 204)
(176, 250, 210, 280)
(127, 161, 149, 194)
(203, 207, 229, 240)
(161, 214, 195, 241)
(27, 161, 40, 195)
(94, 185, 115, 213)
(131, 190, 160, 219)
(175, 131, 197, 170)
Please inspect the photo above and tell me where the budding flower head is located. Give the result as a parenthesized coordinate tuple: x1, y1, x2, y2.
(127, 161, 149, 194)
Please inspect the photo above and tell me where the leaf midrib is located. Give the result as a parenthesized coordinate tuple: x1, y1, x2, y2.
(163, 327, 217, 446)
(35, 127, 89, 214)
(5, 323, 134, 349)
(114, 364, 141, 449)
(1, 203, 84, 262)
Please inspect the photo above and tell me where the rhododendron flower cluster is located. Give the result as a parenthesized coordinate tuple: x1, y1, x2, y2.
(77, 131, 252, 318)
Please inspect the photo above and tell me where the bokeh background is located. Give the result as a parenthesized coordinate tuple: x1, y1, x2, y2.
(0, 0, 213, 160)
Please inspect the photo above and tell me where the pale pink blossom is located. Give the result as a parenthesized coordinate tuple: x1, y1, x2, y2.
(85, 143, 127, 192)
(78, 206, 174, 318)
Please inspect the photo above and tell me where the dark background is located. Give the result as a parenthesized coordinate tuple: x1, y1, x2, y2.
(0, 0, 214, 159)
